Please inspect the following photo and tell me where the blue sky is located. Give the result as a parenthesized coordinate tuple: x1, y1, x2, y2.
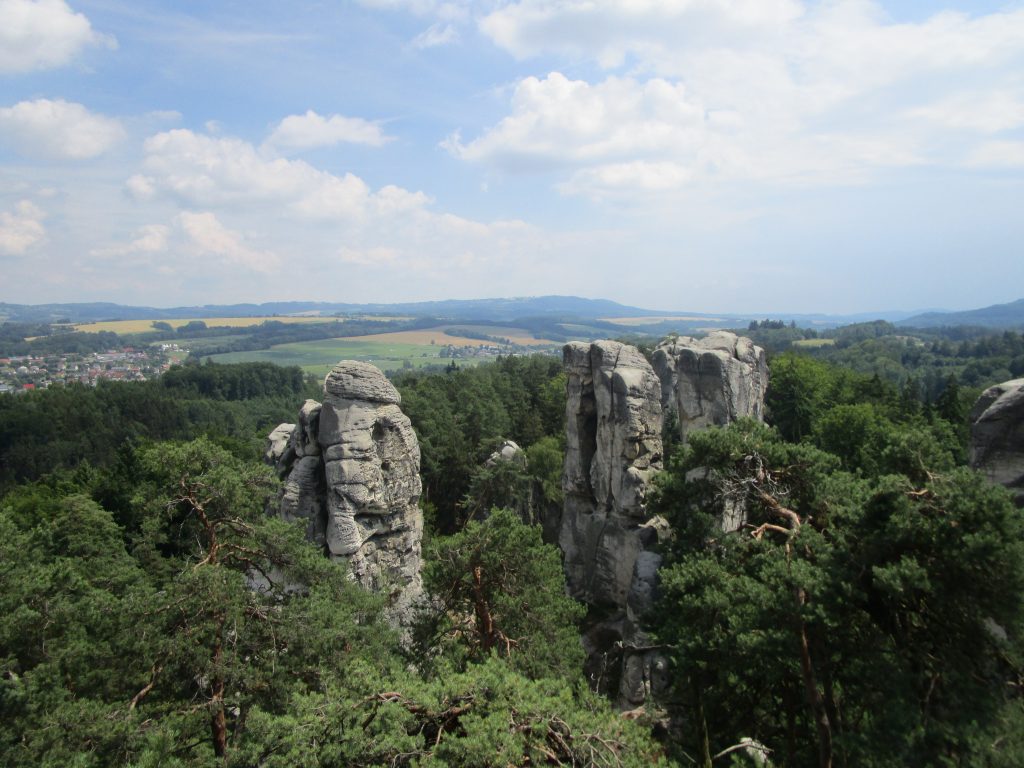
(1, 0, 1023, 314)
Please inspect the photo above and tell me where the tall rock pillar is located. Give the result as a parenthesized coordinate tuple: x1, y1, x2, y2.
(560, 341, 667, 704)
(267, 361, 424, 621)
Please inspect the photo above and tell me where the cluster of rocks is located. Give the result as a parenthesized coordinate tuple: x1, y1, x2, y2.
(266, 361, 424, 622)
(266, 333, 771, 706)
(266, 347, 1024, 718)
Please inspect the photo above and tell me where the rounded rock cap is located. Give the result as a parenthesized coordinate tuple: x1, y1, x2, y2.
(324, 360, 401, 404)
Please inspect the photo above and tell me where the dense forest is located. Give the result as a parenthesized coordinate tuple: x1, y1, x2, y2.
(2, 325, 1023, 765)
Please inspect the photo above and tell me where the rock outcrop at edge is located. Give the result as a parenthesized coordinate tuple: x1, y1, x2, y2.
(970, 378, 1024, 507)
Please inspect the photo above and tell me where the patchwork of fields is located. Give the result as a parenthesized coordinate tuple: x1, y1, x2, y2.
(204, 325, 562, 375)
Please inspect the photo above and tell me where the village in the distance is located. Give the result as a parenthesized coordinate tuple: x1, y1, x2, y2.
(0, 343, 182, 393)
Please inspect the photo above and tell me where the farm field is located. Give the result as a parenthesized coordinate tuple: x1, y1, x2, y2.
(203, 325, 561, 375)
(73, 316, 343, 334)
(600, 315, 727, 326)
(341, 326, 561, 347)
(206, 339, 472, 376)
(793, 338, 837, 348)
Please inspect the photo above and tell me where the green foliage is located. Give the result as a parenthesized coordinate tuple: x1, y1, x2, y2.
(394, 355, 565, 532)
(526, 434, 565, 507)
(234, 656, 667, 767)
(653, 421, 1024, 767)
(420, 509, 586, 681)
(0, 364, 319, 491)
(160, 360, 308, 400)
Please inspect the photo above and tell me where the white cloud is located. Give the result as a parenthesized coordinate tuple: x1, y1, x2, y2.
(263, 110, 392, 153)
(121, 127, 549, 282)
(447, 1, 1024, 195)
(0, 99, 126, 160)
(906, 91, 1024, 135)
(90, 224, 170, 260)
(479, 0, 803, 66)
(412, 22, 459, 49)
(447, 74, 706, 169)
(132, 128, 427, 220)
(177, 212, 279, 273)
(0, 0, 114, 74)
(0, 199, 46, 255)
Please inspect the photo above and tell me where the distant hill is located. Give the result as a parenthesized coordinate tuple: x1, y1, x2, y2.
(899, 299, 1024, 330)
(0, 296, 674, 325)
(0, 296, 970, 330)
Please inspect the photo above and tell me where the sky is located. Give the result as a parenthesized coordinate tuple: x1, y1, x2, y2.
(1, 0, 1023, 314)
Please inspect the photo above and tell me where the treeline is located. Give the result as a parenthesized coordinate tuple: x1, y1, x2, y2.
(809, 328, 1024, 400)
(0, 324, 124, 356)
(0, 362, 317, 490)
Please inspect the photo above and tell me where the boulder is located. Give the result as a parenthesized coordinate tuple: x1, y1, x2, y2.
(970, 378, 1024, 507)
(652, 331, 768, 442)
(266, 361, 424, 623)
(486, 439, 524, 466)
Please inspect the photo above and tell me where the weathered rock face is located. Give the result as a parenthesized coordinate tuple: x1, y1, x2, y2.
(561, 335, 768, 707)
(267, 361, 424, 619)
(560, 341, 667, 705)
(970, 378, 1024, 507)
(561, 341, 664, 609)
(652, 331, 768, 442)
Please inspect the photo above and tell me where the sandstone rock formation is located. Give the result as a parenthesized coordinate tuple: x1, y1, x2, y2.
(652, 331, 769, 442)
(267, 361, 424, 619)
(560, 340, 668, 705)
(561, 341, 664, 610)
(970, 378, 1024, 507)
(560, 335, 769, 707)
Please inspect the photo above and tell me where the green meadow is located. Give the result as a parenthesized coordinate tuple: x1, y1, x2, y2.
(205, 338, 480, 376)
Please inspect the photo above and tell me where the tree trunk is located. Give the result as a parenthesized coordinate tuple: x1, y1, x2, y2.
(210, 615, 228, 760)
(471, 565, 495, 652)
(795, 586, 832, 768)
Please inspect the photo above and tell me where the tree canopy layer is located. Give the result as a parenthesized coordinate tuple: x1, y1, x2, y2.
(653, 420, 1024, 767)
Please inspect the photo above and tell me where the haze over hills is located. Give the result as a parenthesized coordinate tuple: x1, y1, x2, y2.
(0, 295, 980, 329)
(898, 298, 1024, 330)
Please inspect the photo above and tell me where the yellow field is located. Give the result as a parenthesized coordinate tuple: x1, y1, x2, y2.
(600, 315, 726, 326)
(73, 316, 339, 334)
(340, 326, 560, 347)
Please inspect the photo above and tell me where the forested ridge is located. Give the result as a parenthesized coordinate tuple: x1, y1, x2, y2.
(2, 336, 1023, 765)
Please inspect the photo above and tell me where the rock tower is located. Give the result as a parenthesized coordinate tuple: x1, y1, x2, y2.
(267, 361, 424, 620)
